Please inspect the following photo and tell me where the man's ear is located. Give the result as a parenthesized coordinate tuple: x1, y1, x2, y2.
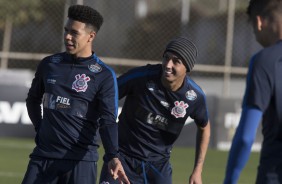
(88, 31, 96, 42)
(256, 15, 264, 31)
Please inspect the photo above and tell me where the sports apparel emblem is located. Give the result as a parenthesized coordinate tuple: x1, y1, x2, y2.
(160, 101, 170, 108)
(72, 74, 90, 92)
(186, 90, 197, 101)
(146, 81, 156, 91)
(171, 101, 189, 118)
(88, 64, 102, 73)
(51, 55, 62, 63)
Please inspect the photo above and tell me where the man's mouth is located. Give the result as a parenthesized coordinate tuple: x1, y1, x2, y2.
(164, 69, 173, 75)
(65, 43, 74, 49)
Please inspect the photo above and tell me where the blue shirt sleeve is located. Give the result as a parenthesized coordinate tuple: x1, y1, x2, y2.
(223, 107, 262, 184)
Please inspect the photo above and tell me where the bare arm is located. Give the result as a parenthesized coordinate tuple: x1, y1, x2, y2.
(189, 121, 210, 184)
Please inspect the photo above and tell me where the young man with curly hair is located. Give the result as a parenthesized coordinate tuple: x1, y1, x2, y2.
(22, 5, 129, 184)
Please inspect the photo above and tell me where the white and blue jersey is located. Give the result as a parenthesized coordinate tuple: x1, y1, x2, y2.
(26, 52, 119, 162)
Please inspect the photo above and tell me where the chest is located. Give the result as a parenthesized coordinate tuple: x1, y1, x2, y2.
(134, 80, 199, 121)
(43, 63, 101, 101)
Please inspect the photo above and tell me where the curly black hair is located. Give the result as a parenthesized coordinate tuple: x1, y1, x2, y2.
(247, 0, 282, 21)
(68, 5, 103, 32)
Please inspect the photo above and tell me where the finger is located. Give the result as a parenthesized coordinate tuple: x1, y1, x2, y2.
(110, 169, 118, 180)
(118, 172, 130, 184)
(114, 168, 119, 175)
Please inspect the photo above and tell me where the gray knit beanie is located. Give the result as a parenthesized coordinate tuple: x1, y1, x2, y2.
(164, 37, 198, 72)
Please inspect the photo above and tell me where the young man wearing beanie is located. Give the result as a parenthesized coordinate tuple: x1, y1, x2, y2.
(22, 5, 129, 184)
(100, 37, 211, 184)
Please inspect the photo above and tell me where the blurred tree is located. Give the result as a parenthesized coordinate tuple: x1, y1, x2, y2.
(0, 0, 44, 68)
(0, 0, 44, 28)
(0, 0, 65, 68)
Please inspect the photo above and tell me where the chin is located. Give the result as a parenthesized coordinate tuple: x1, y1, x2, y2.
(163, 76, 174, 83)
(66, 50, 76, 55)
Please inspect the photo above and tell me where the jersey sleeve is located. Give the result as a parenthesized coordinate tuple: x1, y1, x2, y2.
(194, 94, 209, 127)
(224, 53, 266, 183)
(188, 79, 209, 127)
(243, 53, 273, 110)
(118, 65, 149, 99)
(117, 73, 132, 99)
(26, 59, 46, 131)
(224, 107, 262, 184)
(98, 70, 119, 160)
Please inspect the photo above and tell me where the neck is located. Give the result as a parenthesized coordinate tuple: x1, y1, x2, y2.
(161, 77, 185, 91)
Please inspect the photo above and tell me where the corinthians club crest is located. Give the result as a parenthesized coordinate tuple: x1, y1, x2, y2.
(171, 101, 189, 118)
(72, 74, 90, 92)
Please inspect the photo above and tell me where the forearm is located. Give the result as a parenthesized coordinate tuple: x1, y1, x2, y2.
(26, 98, 42, 131)
(26, 63, 44, 130)
(224, 107, 262, 184)
(99, 120, 119, 160)
(193, 121, 210, 173)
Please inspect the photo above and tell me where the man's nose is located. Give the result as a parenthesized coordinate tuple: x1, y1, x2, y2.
(64, 32, 71, 40)
(165, 59, 173, 68)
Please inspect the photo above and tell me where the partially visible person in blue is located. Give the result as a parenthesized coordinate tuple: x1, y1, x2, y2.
(22, 4, 129, 184)
(224, 0, 282, 183)
(99, 37, 211, 184)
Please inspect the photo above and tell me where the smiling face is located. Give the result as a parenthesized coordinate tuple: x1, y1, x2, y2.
(64, 19, 96, 57)
(161, 51, 187, 91)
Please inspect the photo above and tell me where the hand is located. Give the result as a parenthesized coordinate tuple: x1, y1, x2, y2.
(108, 158, 130, 184)
(189, 171, 202, 184)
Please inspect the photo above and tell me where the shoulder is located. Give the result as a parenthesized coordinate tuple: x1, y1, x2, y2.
(93, 56, 117, 78)
(185, 76, 206, 97)
(43, 52, 65, 62)
(118, 64, 161, 81)
(35, 52, 65, 71)
(252, 42, 282, 68)
(130, 64, 161, 76)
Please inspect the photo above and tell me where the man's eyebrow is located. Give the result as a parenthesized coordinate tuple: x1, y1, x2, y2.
(64, 27, 79, 33)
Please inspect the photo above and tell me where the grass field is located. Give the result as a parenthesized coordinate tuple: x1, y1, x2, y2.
(0, 137, 260, 184)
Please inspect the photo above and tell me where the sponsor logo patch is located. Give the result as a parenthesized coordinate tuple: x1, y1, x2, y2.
(147, 113, 168, 128)
(171, 101, 188, 118)
(72, 74, 90, 92)
(56, 96, 71, 109)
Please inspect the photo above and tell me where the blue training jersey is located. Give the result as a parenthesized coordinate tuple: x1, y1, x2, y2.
(243, 40, 282, 161)
(26, 52, 119, 162)
(117, 64, 209, 161)
(224, 40, 282, 184)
